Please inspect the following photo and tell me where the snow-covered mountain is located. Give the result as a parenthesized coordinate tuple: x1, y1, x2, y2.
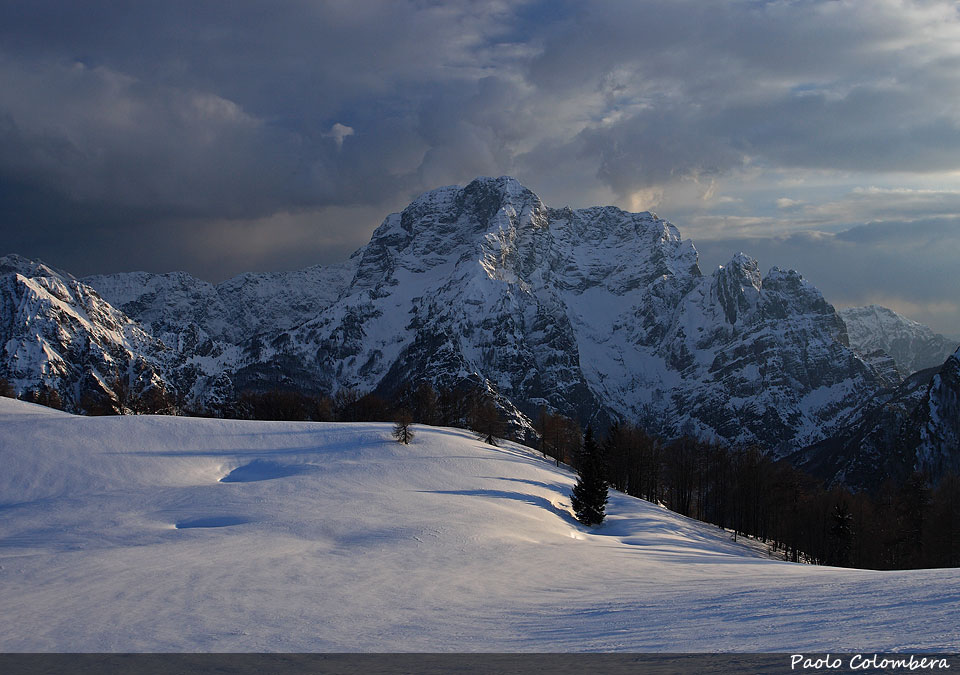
(794, 345, 960, 490)
(839, 305, 957, 379)
(0, 254, 174, 410)
(225, 177, 885, 451)
(82, 262, 355, 409)
(3, 397, 959, 651)
(914, 345, 960, 478)
(74, 177, 882, 452)
(85, 262, 354, 345)
(5, 177, 895, 453)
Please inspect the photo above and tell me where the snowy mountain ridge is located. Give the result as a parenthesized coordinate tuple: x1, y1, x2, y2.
(839, 305, 957, 379)
(0, 254, 173, 408)
(223, 176, 881, 452)
(85, 261, 355, 346)
(792, 343, 960, 490)
(915, 345, 960, 476)
(0, 176, 931, 457)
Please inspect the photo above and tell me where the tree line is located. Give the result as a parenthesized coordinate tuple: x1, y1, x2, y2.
(533, 409, 959, 570)
(597, 420, 960, 570)
(228, 381, 506, 442)
(0, 375, 178, 416)
(3, 374, 957, 570)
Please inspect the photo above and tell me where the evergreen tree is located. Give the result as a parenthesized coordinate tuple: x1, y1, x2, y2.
(828, 497, 854, 566)
(571, 426, 608, 526)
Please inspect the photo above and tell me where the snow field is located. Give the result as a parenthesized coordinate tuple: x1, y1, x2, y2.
(1, 397, 959, 652)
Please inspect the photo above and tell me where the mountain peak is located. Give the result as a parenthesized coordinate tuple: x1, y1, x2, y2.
(0, 254, 72, 282)
(717, 252, 761, 279)
(839, 304, 956, 378)
(712, 253, 762, 324)
(6, 179, 887, 455)
(465, 174, 530, 194)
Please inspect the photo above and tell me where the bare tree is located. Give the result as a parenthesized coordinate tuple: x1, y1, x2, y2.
(413, 381, 439, 425)
(392, 409, 415, 445)
(470, 395, 504, 446)
(539, 410, 580, 466)
(23, 384, 63, 410)
(334, 387, 360, 421)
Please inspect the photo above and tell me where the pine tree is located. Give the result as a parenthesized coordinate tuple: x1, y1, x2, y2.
(571, 426, 608, 526)
(828, 498, 854, 566)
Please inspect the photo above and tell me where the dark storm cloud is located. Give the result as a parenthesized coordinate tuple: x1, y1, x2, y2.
(0, 0, 549, 275)
(2, 0, 960, 318)
(522, 0, 960, 199)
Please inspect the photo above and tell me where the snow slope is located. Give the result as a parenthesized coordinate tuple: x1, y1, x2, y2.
(1, 397, 958, 652)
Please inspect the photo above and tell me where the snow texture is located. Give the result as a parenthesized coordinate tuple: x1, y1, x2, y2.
(1, 397, 959, 652)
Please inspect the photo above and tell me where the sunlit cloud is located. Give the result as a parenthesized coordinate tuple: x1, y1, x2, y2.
(324, 123, 355, 149)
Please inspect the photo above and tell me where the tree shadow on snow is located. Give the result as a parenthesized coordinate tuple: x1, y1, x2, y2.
(419, 489, 580, 526)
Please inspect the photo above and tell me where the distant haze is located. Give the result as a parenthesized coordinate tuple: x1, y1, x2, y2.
(1, 1, 959, 334)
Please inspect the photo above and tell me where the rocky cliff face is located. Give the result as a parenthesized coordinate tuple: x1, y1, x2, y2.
(6, 177, 893, 453)
(914, 346, 960, 478)
(82, 261, 356, 408)
(792, 345, 960, 491)
(657, 254, 885, 453)
(0, 254, 172, 410)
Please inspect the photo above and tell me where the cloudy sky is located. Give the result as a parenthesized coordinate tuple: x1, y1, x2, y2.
(2, 0, 960, 335)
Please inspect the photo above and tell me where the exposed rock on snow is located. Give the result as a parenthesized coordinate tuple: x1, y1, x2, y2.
(5, 178, 895, 451)
(794, 345, 960, 490)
